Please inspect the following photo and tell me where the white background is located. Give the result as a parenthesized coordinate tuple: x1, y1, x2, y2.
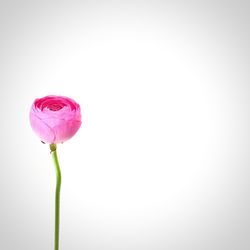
(0, 0, 250, 249)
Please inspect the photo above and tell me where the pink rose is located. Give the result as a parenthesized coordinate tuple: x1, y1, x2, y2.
(30, 95, 82, 144)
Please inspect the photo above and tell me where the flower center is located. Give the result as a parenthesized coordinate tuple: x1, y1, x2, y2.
(47, 103, 64, 111)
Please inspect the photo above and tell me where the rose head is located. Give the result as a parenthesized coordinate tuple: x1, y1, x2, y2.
(30, 95, 81, 144)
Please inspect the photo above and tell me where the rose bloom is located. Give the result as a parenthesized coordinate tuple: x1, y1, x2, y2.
(30, 95, 81, 144)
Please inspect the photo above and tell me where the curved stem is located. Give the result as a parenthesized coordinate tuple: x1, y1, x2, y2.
(50, 144, 61, 250)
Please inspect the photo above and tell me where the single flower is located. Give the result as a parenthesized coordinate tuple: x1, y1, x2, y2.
(30, 95, 82, 250)
(30, 95, 81, 144)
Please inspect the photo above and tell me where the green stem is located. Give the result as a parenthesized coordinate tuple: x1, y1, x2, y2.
(50, 144, 61, 250)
